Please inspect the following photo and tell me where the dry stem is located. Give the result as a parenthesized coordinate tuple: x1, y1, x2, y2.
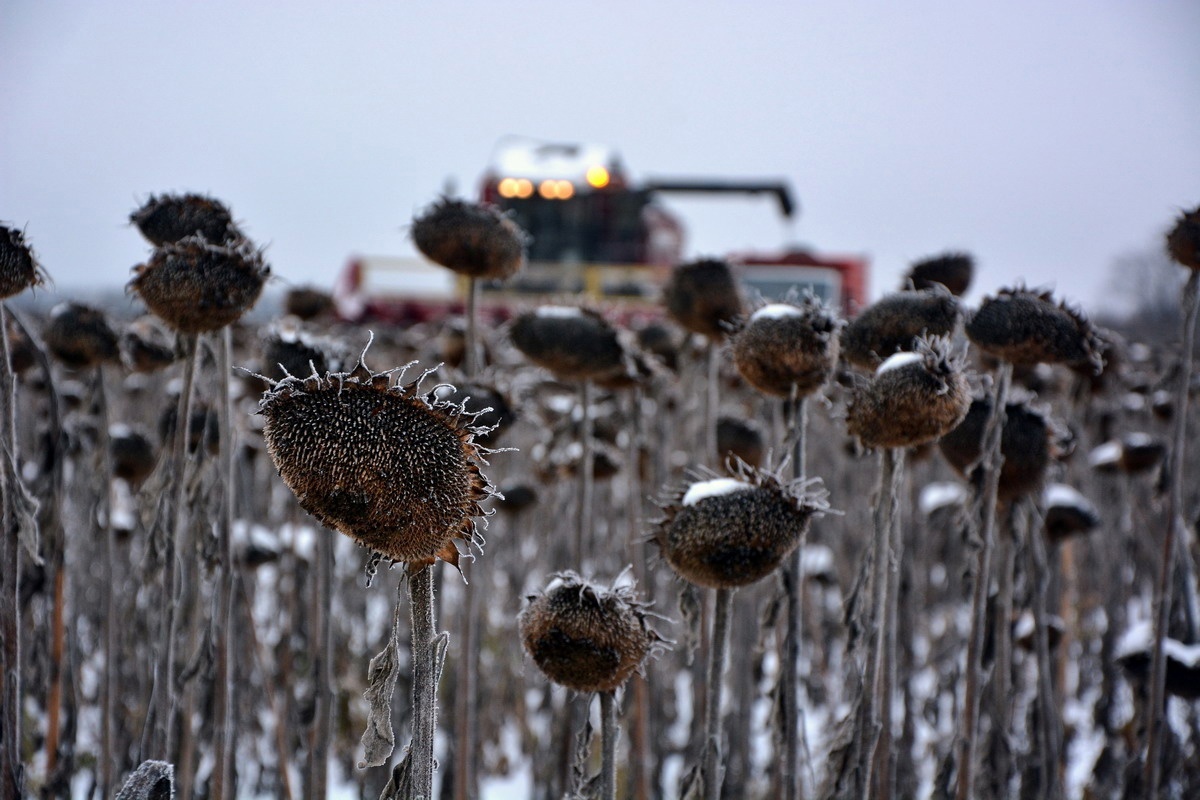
(600, 690, 618, 800)
(954, 361, 1012, 800)
(0, 304, 24, 797)
(1145, 268, 1200, 792)
(704, 586, 733, 800)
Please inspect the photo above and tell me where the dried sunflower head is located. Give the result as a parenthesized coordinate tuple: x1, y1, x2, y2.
(0, 223, 48, 299)
(1118, 432, 1165, 474)
(109, 424, 157, 488)
(129, 193, 242, 246)
(653, 460, 827, 590)
(905, 252, 974, 296)
(520, 571, 663, 693)
(846, 336, 971, 449)
(730, 296, 841, 398)
(43, 302, 119, 369)
(965, 286, 1102, 373)
(120, 317, 177, 373)
(4, 315, 36, 375)
(411, 197, 527, 280)
(509, 305, 630, 382)
(284, 286, 334, 320)
(260, 320, 349, 383)
(1042, 484, 1100, 542)
(159, 403, 220, 456)
(662, 258, 744, 340)
(841, 286, 960, 371)
(716, 416, 765, 470)
(1166, 205, 1200, 271)
(258, 350, 496, 570)
(129, 235, 269, 334)
(429, 380, 516, 446)
(938, 394, 1053, 501)
(636, 320, 682, 372)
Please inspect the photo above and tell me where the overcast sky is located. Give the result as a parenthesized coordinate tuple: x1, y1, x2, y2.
(3, 0, 1198, 315)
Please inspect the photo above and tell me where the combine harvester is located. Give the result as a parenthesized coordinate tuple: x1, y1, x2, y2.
(334, 138, 868, 324)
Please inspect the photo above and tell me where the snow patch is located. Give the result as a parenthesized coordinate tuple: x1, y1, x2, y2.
(801, 544, 834, 577)
(534, 305, 583, 319)
(1122, 431, 1155, 448)
(1087, 441, 1122, 468)
(1044, 483, 1096, 514)
(1115, 620, 1153, 659)
(682, 477, 752, 506)
(1165, 638, 1200, 668)
(919, 482, 967, 515)
(751, 303, 803, 321)
(876, 351, 922, 376)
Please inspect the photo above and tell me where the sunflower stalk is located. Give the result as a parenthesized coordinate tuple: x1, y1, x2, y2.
(452, 275, 481, 800)
(577, 378, 595, 567)
(600, 690, 618, 800)
(409, 564, 442, 799)
(210, 327, 238, 798)
(859, 446, 903, 800)
(1145, 268, 1200, 793)
(139, 332, 198, 761)
(878, 447, 906, 800)
(0, 304, 25, 797)
(703, 586, 734, 800)
(1022, 499, 1062, 799)
(955, 361, 1012, 800)
(91, 363, 119, 797)
(306, 519, 335, 798)
(626, 386, 654, 800)
(780, 393, 811, 800)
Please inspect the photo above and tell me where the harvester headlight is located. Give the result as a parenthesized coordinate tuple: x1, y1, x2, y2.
(498, 178, 520, 198)
(515, 179, 534, 198)
(586, 165, 610, 189)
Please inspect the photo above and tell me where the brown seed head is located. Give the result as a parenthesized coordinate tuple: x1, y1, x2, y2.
(130, 236, 269, 333)
(496, 482, 538, 515)
(411, 197, 527, 280)
(284, 286, 334, 320)
(841, 286, 959, 371)
(937, 394, 1052, 501)
(965, 286, 1102, 373)
(636, 320, 682, 372)
(509, 306, 629, 382)
(1118, 432, 1165, 474)
(120, 317, 177, 373)
(4, 316, 36, 374)
(0, 224, 48, 299)
(159, 404, 220, 456)
(654, 461, 827, 590)
(258, 353, 495, 569)
(906, 252, 974, 296)
(662, 258, 744, 339)
(731, 297, 841, 397)
(129, 193, 242, 246)
(1042, 484, 1100, 542)
(716, 416, 765, 470)
(43, 302, 119, 369)
(520, 571, 662, 693)
(110, 425, 157, 488)
(260, 321, 347, 383)
(429, 380, 516, 446)
(1166, 205, 1200, 271)
(846, 336, 970, 449)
